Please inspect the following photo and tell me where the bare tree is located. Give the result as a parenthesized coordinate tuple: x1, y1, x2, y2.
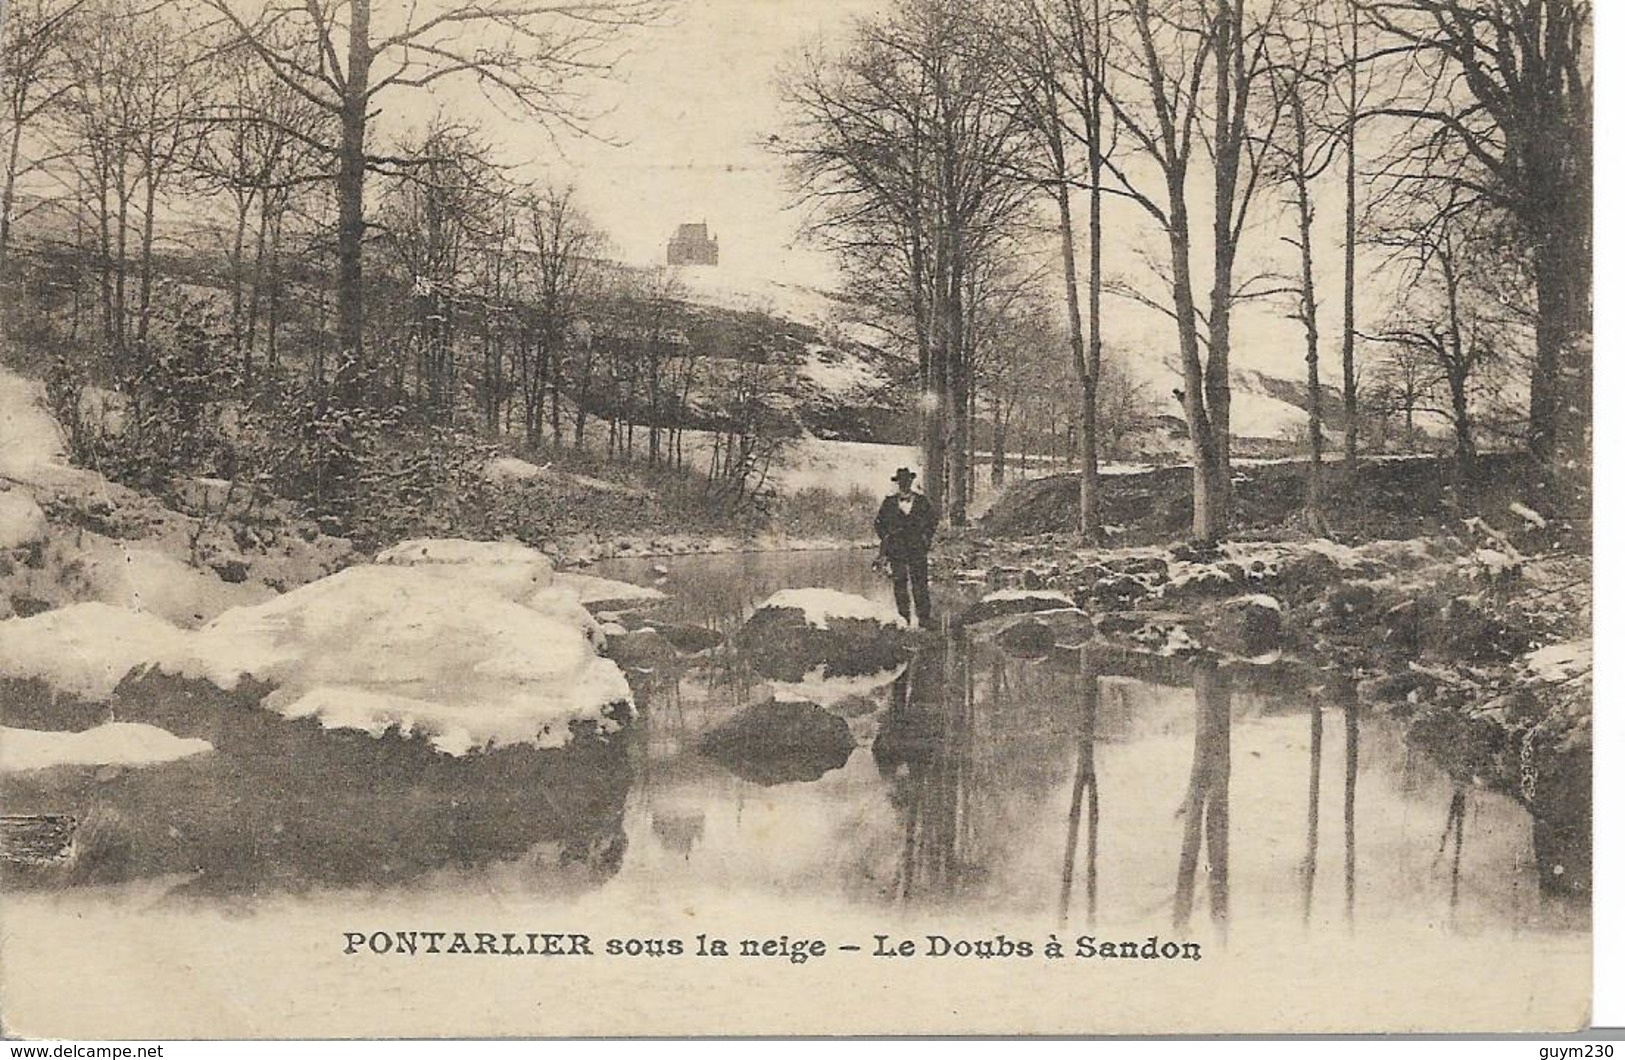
(1329, 0, 1366, 468)
(1085, 0, 1283, 541)
(1367, 191, 1518, 475)
(57, 0, 205, 353)
(0, 0, 85, 272)
(1363, 0, 1590, 470)
(377, 121, 505, 421)
(1002, 0, 1114, 536)
(779, 0, 1038, 525)
(201, 0, 664, 411)
(1264, 3, 1340, 528)
(971, 273, 1063, 487)
(191, 36, 334, 382)
(518, 184, 604, 448)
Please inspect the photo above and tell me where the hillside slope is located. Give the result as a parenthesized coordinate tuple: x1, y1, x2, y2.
(673, 267, 1422, 455)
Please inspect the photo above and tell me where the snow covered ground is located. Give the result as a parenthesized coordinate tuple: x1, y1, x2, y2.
(777, 437, 924, 496)
(375, 536, 557, 600)
(668, 265, 845, 326)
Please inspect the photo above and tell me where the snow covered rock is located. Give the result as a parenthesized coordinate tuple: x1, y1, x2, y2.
(484, 455, 548, 481)
(1522, 640, 1591, 685)
(0, 370, 76, 487)
(735, 588, 909, 681)
(0, 489, 47, 550)
(1509, 501, 1549, 530)
(1158, 564, 1238, 603)
(155, 565, 631, 755)
(1463, 547, 1522, 585)
(959, 588, 1078, 625)
(1203, 594, 1284, 658)
(0, 603, 190, 701)
(767, 663, 905, 714)
(71, 540, 274, 626)
(376, 537, 555, 601)
(1095, 610, 1205, 657)
(548, 572, 666, 612)
(1083, 573, 1153, 609)
(0, 722, 210, 773)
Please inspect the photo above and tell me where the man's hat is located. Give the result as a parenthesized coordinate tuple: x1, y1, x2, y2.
(891, 467, 916, 484)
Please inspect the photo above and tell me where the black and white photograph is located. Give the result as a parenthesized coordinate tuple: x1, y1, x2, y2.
(0, 0, 1597, 1038)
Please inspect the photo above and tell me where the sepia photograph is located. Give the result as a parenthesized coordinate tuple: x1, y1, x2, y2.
(0, 0, 1597, 1039)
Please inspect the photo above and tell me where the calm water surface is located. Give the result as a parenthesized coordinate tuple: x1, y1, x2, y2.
(1, 549, 1587, 941)
(0, 547, 1593, 1036)
(588, 550, 1585, 939)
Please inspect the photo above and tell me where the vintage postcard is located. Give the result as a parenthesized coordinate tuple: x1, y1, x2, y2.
(0, 0, 1594, 1038)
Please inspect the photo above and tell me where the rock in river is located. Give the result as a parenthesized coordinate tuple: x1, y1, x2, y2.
(1202, 594, 1284, 658)
(959, 588, 1078, 625)
(734, 588, 909, 681)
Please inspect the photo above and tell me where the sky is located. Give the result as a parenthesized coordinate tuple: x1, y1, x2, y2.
(432, 0, 877, 288)
(408, 0, 1417, 391)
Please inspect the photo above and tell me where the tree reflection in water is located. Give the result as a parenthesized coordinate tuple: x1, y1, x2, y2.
(1340, 679, 1360, 924)
(1058, 651, 1100, 928)
(1438, 782, 1468, 915)
(1302, 695, 1323, 926)
(1302, 678, 1361, 927)
(1174, 656, 1231, 938)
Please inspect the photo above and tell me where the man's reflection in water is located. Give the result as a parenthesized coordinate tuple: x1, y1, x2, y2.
(1174, 656, 1231, 938)
(873, 629, 978, 905)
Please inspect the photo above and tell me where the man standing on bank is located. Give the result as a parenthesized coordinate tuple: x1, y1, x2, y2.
(874, 467, 937, 627)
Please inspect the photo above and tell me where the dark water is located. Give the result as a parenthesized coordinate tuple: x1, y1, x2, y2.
(2, 548, 1586, 941)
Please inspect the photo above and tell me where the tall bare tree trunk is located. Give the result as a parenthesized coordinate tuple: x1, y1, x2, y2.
(1206, 0, 1243, 500)
(924, 209, 950, 511)
(1168, 196, 1225, 543)
(1083, 42, 1105, 537)
(334, 0, 371, 409)
(1341, 3, 1359, 470)
(1053, 148, 1093, 535)
(1289, 92, 1326, 529)
(0, 113, 25, 272)
(1529, 217, 1590, 473)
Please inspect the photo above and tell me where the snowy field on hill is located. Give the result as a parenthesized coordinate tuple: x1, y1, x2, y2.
(667, 264, 844, 326)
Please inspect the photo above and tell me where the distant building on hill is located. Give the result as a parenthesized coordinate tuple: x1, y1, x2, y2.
(666, 222, 719, 266)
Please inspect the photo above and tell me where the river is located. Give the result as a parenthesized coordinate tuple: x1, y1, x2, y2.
(0, 548, 1591, 1036)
